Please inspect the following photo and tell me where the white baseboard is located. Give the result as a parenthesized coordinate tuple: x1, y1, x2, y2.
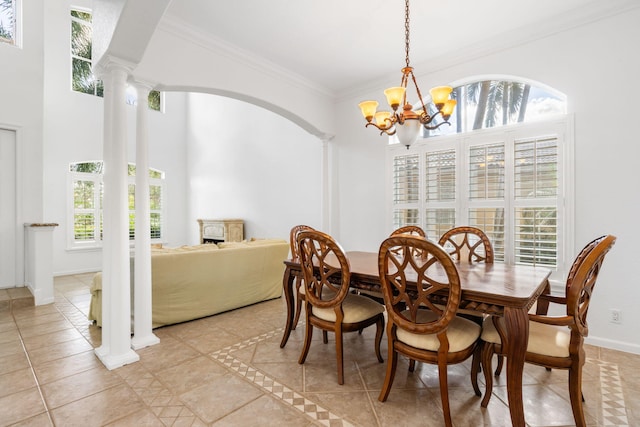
(586, 335, 640, 355)
(54, 268, 101, 277)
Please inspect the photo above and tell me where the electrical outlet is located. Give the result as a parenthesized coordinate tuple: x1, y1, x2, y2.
(610, 309, 621, 324)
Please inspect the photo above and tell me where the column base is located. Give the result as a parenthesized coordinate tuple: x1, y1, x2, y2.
(131, 333, 160, 350)
(95, 346, 140, 370)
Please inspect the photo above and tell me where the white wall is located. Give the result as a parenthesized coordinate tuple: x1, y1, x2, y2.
(40, 0, 190, 275)
(185, 93, 323, 245)
(3, 0, 638, 354)
(0, 0, 45, 286)
(333, 9, 640, 353)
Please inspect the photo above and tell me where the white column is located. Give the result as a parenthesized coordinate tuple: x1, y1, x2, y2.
(131, 81, 159, 350)
(95, 60, 140, 370)
(320, 134, 334, 233)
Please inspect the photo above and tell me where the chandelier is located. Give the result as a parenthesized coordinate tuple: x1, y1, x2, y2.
(358, 0, 457, 149)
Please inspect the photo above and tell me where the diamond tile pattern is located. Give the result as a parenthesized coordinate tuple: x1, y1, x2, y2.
(0, 273, 637, 426)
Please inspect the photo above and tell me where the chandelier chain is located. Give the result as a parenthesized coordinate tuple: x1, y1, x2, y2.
(405, 0, 411, 68)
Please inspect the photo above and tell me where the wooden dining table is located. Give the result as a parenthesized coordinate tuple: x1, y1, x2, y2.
(279, 251, 552, 427)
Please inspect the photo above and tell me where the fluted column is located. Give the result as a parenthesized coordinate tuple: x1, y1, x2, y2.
(94, 59, 140, 370)
(131, 81, 159, 350)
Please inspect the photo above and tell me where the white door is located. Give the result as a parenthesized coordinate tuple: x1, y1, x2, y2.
(0, 128, 17, 288)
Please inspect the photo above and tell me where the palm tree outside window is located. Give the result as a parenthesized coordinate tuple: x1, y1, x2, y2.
(390, 78, 569, 275)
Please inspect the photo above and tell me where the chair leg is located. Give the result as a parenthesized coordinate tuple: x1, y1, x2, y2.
(470, 345, 482, 397)
(495, 355, 504, 376)
(293, 277, 303, 330)
(568, 365, 587, 427)
(298, 318, 313, 365)
(437, 357, 453, 427)
(480, 342, 495, 408)
(335, 327, 344, 385)
(374, 315, 384, 363)
(408, 359, 416, 372)
(378, 344, 398, 402)
(322, 330, 328, 344)
(293, 294, 303, 330)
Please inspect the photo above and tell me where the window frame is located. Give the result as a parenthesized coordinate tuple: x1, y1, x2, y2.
(67, 163, 166, 251)
(69, 7, 163, 111)
(386, 116, 574, 286)
(0, 0, 20, 47)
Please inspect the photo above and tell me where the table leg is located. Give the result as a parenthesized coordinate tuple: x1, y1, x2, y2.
(535, 279, 551, 315)
(504, 306, 529, 427)
(279, 265, 295, 348)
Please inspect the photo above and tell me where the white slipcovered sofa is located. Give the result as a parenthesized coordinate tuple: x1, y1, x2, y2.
(88, 239, 290, 328)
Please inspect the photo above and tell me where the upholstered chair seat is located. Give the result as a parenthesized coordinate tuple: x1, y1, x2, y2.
(481, 317, 571, 358)
(312, 293, 384, 323)
(397, 310, 481, 353)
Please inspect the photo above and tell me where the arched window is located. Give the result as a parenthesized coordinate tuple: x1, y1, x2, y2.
(389, 77, 571, 281)
(422, 79, 566, 138)
(69, 161, 165, 249)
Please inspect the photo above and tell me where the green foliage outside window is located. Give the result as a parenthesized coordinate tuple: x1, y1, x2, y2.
(70, 161, 164, 244)
(70, 9, 160, 110)
(0, 0, 16, 45)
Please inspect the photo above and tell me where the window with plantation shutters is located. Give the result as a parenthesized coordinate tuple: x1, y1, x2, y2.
(424, 150, 456, 239)
(512, 136, 559, 267)
(68, 161, 166, 250)
(387, 118, 570, 277)
(468, 142, 507, 261)
(392, 154, 420, 227)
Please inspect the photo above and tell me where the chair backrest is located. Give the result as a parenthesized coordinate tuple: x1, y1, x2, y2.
(438, 226, 494, 264)
(378, 235, 461, 336)
(297, 229, 351, 310)
(289, 225, 314, 260)
(565, 235, 606, 289)
(390, 226, 427, 258)
(565, 235, 616, 337)
(390, 225, 426, 238)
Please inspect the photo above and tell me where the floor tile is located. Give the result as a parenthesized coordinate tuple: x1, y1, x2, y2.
(2, 275, 639, 427)
(49, 383, 144, 426)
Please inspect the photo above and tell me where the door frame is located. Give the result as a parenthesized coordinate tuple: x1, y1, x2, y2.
(0, 124, 24, 288)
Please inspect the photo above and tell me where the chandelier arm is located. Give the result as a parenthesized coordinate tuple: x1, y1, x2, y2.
(422, 121, 452, 131)
(419, 109, 439, 125)
(365, 121, 397, 136)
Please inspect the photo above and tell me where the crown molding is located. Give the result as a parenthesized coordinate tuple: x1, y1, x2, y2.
(339, 0, 640, 101)
(157, 17, 335, 100)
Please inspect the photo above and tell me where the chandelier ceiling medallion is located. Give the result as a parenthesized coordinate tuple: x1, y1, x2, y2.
(358, 0, 457, 149)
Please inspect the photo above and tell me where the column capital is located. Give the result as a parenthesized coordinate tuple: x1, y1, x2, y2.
(128, 78, 157, 95)
(319, 133, 335, 144)
(94, 54, 136, 80)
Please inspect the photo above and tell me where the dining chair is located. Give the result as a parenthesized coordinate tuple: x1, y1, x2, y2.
(355, 225, 429, 306)
(297, 229, 385, 385)
(438, 225, 494, 264)
(478, 235, 616, 427)
(437, 225, 504, 373)
(391, 225, 426, 237)
(289, 224, 314, 331)
(390, 225, 427, 257)
(377, 235, 482, 427)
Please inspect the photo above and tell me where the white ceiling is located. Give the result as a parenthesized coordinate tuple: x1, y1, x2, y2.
(163, 0, 623, 95)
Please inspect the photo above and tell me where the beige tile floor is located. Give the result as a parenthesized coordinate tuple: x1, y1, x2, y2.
(0, 273, 638, 426)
